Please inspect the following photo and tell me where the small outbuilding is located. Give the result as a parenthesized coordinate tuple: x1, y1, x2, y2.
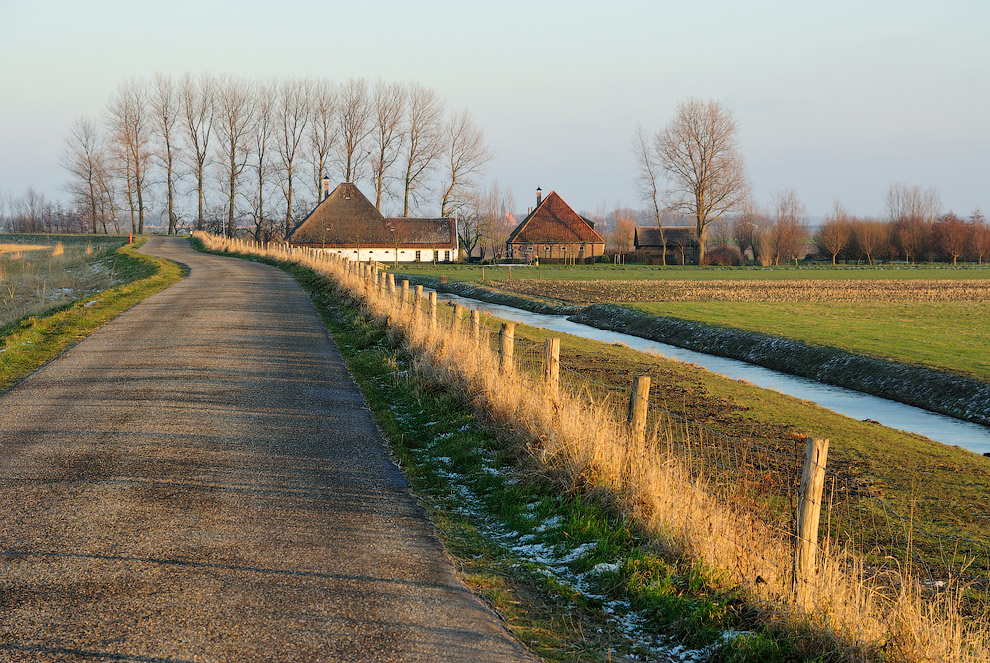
(633, 226, 700, 264)
(286, 181, 458, 263)
(505, 188, 605, 264)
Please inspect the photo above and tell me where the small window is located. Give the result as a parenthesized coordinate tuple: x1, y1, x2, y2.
(415, 250, 422, 262)
(561, 246, 567, 252)
(443, 250, 450, 262)
(544, 245, 550, 254)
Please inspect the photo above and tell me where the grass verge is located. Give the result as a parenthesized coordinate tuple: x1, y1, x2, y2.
(0, 238, 186, 393)
(196, 242, 807, 662)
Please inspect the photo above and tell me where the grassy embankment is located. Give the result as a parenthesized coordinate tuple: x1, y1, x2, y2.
(199, 235, 990, 662)
(0, 236, 185, 392)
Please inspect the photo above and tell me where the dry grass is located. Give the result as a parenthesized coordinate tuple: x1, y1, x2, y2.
(0, 235, 125, 328)
(199, 232, 990, 663)
(488, 278, 990, 304)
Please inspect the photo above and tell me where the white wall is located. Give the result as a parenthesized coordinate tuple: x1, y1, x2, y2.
(315, 247, 458, 263)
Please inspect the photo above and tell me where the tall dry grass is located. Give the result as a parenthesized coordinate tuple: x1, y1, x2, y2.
(198, 232, 990, 662)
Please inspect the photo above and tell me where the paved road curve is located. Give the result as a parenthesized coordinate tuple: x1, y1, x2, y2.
(0, 238, 535, 662)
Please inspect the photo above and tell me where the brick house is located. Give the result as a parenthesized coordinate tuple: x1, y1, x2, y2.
(505, 189, 605, 264)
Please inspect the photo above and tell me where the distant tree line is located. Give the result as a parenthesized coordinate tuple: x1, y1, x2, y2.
(52, 73, 493, 240)
(0, 187, 88, 233)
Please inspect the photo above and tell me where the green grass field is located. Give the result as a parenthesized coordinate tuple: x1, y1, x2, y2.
(393, 262, 990, 282)
(629, 301, 990, 380)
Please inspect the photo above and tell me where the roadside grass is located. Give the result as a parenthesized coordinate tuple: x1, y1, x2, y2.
(392, 262, 990, 283)
(625, 302, 990, 381)
(0, 238, 185, 393)
(201, 244, 806, 662)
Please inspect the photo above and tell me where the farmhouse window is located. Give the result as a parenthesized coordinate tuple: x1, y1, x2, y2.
(561, 246, 566, 252)
(415, 250, 421, 262)
(443, 250, 450, 262)
(544, 245, 550, 254)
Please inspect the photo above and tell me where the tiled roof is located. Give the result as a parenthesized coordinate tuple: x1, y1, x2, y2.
(634, 226, 698, 248)
(507, 191, 605, 244)
(286, 183, 453, 248)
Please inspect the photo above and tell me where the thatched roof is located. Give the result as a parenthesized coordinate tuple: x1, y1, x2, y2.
(507, 191, 605, 245)
(286, 183, 454, 248)
(634, 226, 699, 248)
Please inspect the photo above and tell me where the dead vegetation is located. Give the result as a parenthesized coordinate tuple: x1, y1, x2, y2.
(200, 232, 990, 662)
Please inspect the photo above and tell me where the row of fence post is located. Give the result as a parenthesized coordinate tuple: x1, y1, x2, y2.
(224, 238, 830, 611)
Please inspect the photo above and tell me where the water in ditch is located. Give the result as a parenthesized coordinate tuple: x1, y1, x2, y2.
(434, 292, 990, 455)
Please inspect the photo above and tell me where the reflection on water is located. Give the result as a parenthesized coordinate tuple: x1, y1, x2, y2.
(435, 292, 990, 455)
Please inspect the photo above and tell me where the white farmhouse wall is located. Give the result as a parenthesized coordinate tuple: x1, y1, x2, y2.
(315, 247, 458, 263)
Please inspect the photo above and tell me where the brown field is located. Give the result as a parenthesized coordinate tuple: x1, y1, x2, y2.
(488, 278, 990, 303)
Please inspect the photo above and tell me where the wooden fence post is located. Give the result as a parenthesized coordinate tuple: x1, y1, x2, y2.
(400, 280, 409, 310)
(471, 309, 481, 346)
(388, 273, 396, 295)
(543, 338, 560, 401)
(452, 304, 465, 332)
(794, 437, 829, 609)
(428, 291, 438, 330)
(499, 323, 515, 373)
(627, 376, 651, 449)
(414, 285, 424, 323)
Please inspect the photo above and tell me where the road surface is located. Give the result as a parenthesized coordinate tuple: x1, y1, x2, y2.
(0, 237, 535, 662)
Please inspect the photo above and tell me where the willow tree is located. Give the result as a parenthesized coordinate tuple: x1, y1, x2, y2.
(655, 98, 749, 263)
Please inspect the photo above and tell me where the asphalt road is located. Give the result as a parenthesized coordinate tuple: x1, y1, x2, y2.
(0, 237, 535, 662)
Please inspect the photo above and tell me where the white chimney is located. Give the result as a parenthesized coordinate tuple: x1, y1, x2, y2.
(536, 187, 542, 207)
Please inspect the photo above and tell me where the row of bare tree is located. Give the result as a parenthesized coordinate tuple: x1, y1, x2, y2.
(60, 74, 492, 239)
(0, 187, 88, 234)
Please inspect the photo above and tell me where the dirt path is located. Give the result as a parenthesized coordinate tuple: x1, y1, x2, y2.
(0, 237, 534, 662)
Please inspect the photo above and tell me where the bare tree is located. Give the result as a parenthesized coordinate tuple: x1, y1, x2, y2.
(369, 80, 405, 211)
(885, 183, 941, 263)
(181, 73, 215, 231)
(275, 78, 311, 237)
(476, 181, 515, 261)
(152, 72, 181, 234)
(655, 98, 749, 262)
(632, 125, 668, 264)
(307, 78, 336, 201)
(107, 78, 152, 234)
(732, 200, 762, 262)
(456, 190, 483, 259)
(61, 116, 106, 233)
(768, 188, 808, 266)
(853, 219, 888, 265)
(971, 210, 989, 265)
(937, 213, 971, 265)
(439, 108, 492, 217)
(248, 82, 277, 241)
(401, 82, 445, 216)
(817, 200, 853, 265)
(215, 76, 253, 238)
(333, 78, 372, 183)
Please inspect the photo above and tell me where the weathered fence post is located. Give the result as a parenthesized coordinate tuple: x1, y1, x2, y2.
(498, 323, 515, 373)
(794, 437, 829, 609)
(452, 304, 465, 333)
(414, 285, 424, 324)
(400, 280, 409, 310)
(428, 291, 438, 331)
(543, 338, 560, 401)
(388, 273, 396, 295)
(471, 309, 481, 346)
(627, 376, 651, 449)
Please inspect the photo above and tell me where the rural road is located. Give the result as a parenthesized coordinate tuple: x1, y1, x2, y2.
(0, 237, 536, 662)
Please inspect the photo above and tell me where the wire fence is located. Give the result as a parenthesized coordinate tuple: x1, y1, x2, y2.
(207, 236, 990, 628)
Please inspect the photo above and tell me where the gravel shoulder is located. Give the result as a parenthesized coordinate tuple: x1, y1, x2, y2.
(0, 237, 534, 662)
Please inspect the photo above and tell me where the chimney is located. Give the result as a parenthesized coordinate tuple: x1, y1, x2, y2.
(322, 174, 330, 201)
(536, 187, 542, 207)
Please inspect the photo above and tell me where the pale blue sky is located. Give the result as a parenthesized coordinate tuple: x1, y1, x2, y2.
(1, 0, 987, 217)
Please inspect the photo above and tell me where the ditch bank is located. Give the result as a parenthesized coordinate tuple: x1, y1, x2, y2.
(571, 304, 990, 428)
